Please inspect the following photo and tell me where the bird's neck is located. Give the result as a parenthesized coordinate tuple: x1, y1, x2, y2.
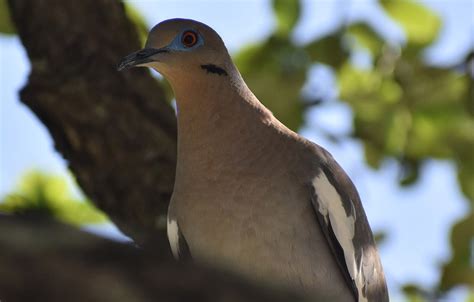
(171, 73, 276, 175)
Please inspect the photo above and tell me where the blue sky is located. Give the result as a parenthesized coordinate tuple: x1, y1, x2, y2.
(1, 0, 472, 300)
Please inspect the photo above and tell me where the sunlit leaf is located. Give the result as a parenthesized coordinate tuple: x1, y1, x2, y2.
(339, 64, 384, 105)
(338, 63, 401, 119)
(0, 0, 15, 35)
(402, 284, 427, 302)
(381, 0, 441, 46)
(338, 63, 407, 168)
(395, 55, 472, 162)
(57, 200, 107, 225)
(467, 290, 474, 302)
(385, 107, 411, 155)
(273, 0, 301, 36)
(124, 2, 148, 44)
(363, 142, 384, 169)
(348, 22, 385, 55)
(339, 36, 473, 193)
(0, 171, 107, 226)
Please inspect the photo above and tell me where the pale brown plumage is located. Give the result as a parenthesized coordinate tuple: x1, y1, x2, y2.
(119, 18, 389, 302)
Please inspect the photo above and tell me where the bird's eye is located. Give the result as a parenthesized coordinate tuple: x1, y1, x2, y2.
(181, 30, 198, 48)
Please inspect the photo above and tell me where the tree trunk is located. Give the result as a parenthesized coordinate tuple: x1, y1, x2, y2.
(7, 0, 176, 246)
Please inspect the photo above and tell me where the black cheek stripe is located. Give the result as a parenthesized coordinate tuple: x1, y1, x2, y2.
(200, 64, 228, 76)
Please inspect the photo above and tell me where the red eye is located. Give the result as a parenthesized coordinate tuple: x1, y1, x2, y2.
(181, 30, 198, 48)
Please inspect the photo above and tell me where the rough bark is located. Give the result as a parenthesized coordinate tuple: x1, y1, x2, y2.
(7, 0, 177, 245)
(0, 214, 306, 302)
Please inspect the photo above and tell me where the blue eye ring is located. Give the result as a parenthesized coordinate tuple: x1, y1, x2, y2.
(181, 30, 198, 48)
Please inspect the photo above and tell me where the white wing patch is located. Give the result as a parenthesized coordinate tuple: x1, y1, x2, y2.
(167, 217, 180, 259)
(312, 173, 368, 302)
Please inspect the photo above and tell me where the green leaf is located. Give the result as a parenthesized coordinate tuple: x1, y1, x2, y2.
(402, 284, 427, 302)
(56, 199, 107, 225)
(395, 56, 472, 161)
(466, 290, 474, 302)
(0, 0, 15, 35)
(338, 63, 404, 168)
(381, 0, 441, 46)
(338, 63, 402, 113)
(124, 2, 148, 45)
(0, 171, 107, 226)
(363, 141, 384, 169)
(273, 0, 301, 36)
(304, 32, 348, 68)
(373, 231, 388, 246)
(458, 155, 474, 203)
(398, 159, 420, 186)
(339, 43, 473, 192)
(440, 211, 474, 290)
(385, 107, 411, 155)
(347, 22, 385, 55)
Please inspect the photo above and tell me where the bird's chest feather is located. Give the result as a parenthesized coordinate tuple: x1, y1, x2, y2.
(171, 169, 300, 253)
(168, 167, 336, 282)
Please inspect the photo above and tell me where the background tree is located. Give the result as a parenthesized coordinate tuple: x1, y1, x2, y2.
(0, 0, 472, 301)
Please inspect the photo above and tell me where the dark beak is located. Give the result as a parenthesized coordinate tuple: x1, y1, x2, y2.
(117, 48, 169, 71)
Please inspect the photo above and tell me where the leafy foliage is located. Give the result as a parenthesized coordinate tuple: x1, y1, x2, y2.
(347, 22, 384, 55)
(380, 0, 441, 47)
(440, 211, 474, 290)
(401, 284, 430, 302)
(0, 171, 107, 226)
(234, 2, 349, 130)
(304, 32, 348, 69)
(0, 0, 15, 35)
(273, 0, 300, 37)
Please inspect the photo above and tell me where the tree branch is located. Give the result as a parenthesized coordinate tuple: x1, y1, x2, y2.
(0, 214, 305, 302)
(7, 0, 177, 245)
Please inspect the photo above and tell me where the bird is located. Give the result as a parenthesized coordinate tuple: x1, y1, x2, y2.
(118, 18, 389, 302)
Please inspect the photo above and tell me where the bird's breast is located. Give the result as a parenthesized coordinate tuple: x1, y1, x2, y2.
(169, 171, 352, 299)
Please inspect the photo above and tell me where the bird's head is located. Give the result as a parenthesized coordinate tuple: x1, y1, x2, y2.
(118, 18, 233, 83)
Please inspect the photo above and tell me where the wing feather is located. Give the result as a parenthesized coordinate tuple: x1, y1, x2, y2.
(308, 149, 388, 302)
(310, 173, 359, 301)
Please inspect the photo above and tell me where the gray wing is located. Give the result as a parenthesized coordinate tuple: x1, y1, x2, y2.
(309, 148, 389, 302)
